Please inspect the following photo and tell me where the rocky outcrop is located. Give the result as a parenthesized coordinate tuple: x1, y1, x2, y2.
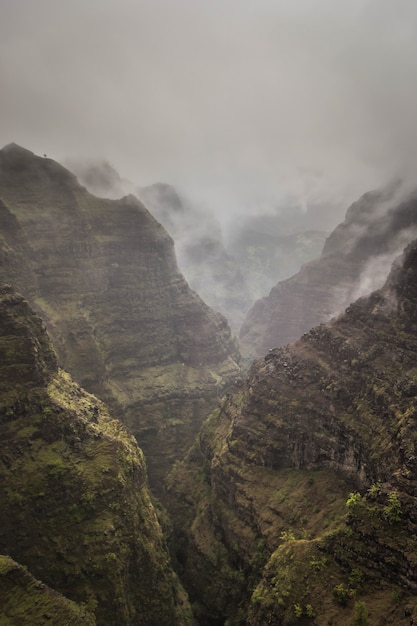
(0, 143, 240, 492)
(166, 240, 417, 625)
(0, 284, 192, 625)
(240, 183, 417, 360)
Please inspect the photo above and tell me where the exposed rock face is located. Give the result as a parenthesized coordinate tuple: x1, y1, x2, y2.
(0, 143, 240, 491)
(240, 183, 417, 360)
(166, 240, 417, 625)
(0, 284, 192, 625)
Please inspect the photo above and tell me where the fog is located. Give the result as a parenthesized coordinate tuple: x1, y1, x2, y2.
(2, 0, 417, 233)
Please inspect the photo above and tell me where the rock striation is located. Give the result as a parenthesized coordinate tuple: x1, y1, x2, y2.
(166, 239, 417, 625)
(240, 182, 417, 360)
(0, 284, 192, 625)
(0, 143, 240, 492)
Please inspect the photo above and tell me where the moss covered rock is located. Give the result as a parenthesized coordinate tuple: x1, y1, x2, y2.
(167, 240, 417, 624)
(0, 555, 96, 625)
(0, 284, 192, 625)
(0, 143, 240, 492)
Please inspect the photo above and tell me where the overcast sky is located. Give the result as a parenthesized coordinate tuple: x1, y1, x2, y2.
(1, 0, 417, 229)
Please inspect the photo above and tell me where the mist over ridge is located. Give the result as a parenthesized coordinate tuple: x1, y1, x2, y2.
(2, 0, 417, 235)
(2, 2, 417, 619)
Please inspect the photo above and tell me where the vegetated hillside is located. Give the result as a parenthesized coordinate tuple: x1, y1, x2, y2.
(240, 182, 417, 360)
(0, 556, 96, 625)
(0, 284, 192, 625)
(66, 161, 253, 332)
(166, 239, 417, 625)
(0, 143, 240, 492)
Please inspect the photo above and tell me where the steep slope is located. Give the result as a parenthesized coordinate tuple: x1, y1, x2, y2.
(0, 284, 192, 625)
(141, 183, 327, 332)
(0, 143, 240, 492)
(0, 556, 96, 625)
(139, 182, 252, 332)
(166, 239, 417, 625)
(69, 163, 328, 333)
(240, 183, 417, 360)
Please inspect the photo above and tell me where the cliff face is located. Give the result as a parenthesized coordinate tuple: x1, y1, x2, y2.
(0, 284, 192, 625)
(0, 143, 240, 491)
(166, 240, 417, 625)
(240, 183, 417, 360)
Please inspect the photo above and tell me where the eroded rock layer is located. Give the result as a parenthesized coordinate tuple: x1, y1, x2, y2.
(167, 240, 417, 625)
(0, 284, 192, 625)
(0, 143, 240, 491)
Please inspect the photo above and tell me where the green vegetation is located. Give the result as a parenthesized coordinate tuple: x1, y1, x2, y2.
(0, 287, 192, 625)
(0, 556, 96, 625)
(383, 491, 402, 524)
(351, 601, 369, 625)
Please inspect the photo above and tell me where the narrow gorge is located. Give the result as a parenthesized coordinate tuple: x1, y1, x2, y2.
(2, 144, 417, 625)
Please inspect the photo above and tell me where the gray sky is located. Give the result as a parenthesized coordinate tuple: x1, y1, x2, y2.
(2, 0, 417, 229)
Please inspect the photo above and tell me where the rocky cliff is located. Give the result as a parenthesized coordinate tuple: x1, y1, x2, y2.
(0, 284, 192, 625)
(0, 143, 240, 492)
(240, 183, 417, 360)
(166, 239, 417, 625)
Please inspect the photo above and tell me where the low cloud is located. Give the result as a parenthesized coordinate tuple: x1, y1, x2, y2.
(2, 0, 417, 232)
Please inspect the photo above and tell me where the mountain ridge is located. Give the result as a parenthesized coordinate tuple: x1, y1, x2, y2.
(166, 237, 417, 624)
(0, 143, 240, 492)
(0, 283, 193, 625)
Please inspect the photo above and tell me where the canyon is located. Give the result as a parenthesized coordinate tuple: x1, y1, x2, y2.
(1, 144, 417, 625)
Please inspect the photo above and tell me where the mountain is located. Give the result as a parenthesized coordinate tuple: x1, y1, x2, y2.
(240, 182, 417, 360)
(141, 184, 328, 332)
(0, 284, 192, 625)
(70, 161, 328, 333)
(166, 239, 417, 625)
(0, 143, 240, 492)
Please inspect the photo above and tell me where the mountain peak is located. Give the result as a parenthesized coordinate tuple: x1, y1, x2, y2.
(0, 143, 81, 190)
(1, 143, 36, 158)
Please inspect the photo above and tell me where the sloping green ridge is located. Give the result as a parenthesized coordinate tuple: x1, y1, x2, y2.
(0, 555, 95, 626)
(0, 284, 192, 625)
